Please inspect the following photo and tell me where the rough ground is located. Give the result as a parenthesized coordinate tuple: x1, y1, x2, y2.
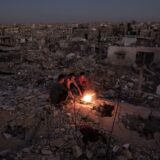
(0, 49, 160, 160)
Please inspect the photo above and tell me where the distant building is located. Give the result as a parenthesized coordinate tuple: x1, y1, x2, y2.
(107, 46, 160, 66)
(0, 36, 16, 47)
(122, 37, 137, 46)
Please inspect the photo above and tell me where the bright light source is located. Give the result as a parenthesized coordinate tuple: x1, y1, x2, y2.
(82, 94, 94, 103)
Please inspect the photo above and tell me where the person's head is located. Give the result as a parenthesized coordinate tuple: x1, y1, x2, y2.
(80, 72, 85, 76)
(68, 73, 75, 81)
(57, 74, 66, 83)
(79, 72, 86, 78)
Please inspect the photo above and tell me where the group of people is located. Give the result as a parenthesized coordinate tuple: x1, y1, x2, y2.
(50, 72, 89, 108)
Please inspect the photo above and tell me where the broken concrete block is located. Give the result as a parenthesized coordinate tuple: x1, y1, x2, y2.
(51, 138, 65, 148)
(156, 85, 160, 95)
(122, 144, 130, 149)
(128, 82, 134, 88)
(0, 149, 11, 156)
(66, 53, 76, 60)
(123, 149, 133, 160)
(86, 149, 93, 159)
(113, 145, 120, 153)
(138, 110, 150, 119)
(97, 148, 106, 157)
(60, 128, 65, 132)
(147, 96, 154, 100)
(22, 147, 31, 153)
(73, 145, 83, 158)
(3, 133, 12, 139)
(117, 155, 128, 160)
(47, 155, 60, 160)
(41, 148, 52, 155)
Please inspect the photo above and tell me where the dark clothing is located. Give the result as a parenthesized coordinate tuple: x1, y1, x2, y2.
(76, 76, 89, 93)
(50, 82, 68, 105)
(64, 78, 79, 96)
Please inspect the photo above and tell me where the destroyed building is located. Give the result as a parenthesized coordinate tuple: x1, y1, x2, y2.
(107, 46, 160, 67)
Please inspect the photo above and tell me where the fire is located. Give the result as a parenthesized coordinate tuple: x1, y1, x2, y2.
(82, 93, 95, 103)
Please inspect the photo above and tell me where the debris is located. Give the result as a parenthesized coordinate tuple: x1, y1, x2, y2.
(72, 145, 83, 158)
(41, 148, 52, 155)
(122, 144, 130, 149)
(156, 84, 160, 95)
(122, 114, 160, 139)
(3, 133, 12, 139)
(51, 138, 65, 148)
(113, 145, 120, 153)
(0, 23, 160, 160)
(122, 148, 133, 160)
(86, 149, 93, 159)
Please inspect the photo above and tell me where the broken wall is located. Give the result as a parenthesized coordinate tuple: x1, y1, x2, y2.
(107, 46, 160, 66)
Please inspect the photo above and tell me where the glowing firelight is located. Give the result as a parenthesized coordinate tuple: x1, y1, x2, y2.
(82, 94, 94, 103)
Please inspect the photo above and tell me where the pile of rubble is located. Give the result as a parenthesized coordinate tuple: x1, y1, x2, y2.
(0, 44, 160, 160)
(0, 105, 115, 160)
(1, 103, 160, 160)
(122, 114, 160, 140)
(92, 65, 160, 108)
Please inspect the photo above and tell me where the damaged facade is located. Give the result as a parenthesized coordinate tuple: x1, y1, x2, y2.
(107, 46, 160, 66)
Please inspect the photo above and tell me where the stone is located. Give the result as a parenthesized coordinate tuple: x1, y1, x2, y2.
(73, 145, 83, 158)
(86, 149, 93, 159)
(117, 155, 128, 160)
(47, 155, 60, 160)
(113, 145, 120, 153)
(64, 135, 69, 141)
(128, 82, 134, 88)
(22, 147, 31, 153)
(154, 132, 160, 142)
(152, 111, 160, 119)
(3, 133, 12, 139)
(66, 113, 72, 117)
(31, 147, 40, 154)
(41, 157, 47, 160)
(123, 149, 133, 160)
(60, 128, 65, 132)
(147, 96, 154, 100)
(104, 89, 115, 97)
(51, 138, 65, 148)
(139, 110, 150, 119)
(121, 75, 126, 79)
(16, 153, 22, 158)
(156, 85, 160, 95)
(24, 95, 35, 100)
(97, 148, 106, 157)
(122, 144, 130, 149)
(41, 148, 52, 155)
(66, 53, 75, 60)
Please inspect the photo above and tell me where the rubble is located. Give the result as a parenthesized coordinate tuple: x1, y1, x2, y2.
(122, 114, 160, 139)
(2, 133, 12, 139)
(0, 23, 160, 160)
(72, 145, 83, 158)
(156, 84, 160, 95)
(41, 148, 52, 155)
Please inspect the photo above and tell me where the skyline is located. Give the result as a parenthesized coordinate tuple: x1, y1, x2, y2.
(0, 0, 160, 24)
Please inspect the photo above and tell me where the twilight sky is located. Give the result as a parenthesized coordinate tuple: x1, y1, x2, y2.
(0, 0, 160, 23)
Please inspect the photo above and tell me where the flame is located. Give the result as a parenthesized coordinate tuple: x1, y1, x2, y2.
(82, 94, 94, 103)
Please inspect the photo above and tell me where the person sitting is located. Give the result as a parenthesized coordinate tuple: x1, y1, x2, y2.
(49, 74, 68, 109)
(76, 72, 90, 92)
(65, 73, 82, 99)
